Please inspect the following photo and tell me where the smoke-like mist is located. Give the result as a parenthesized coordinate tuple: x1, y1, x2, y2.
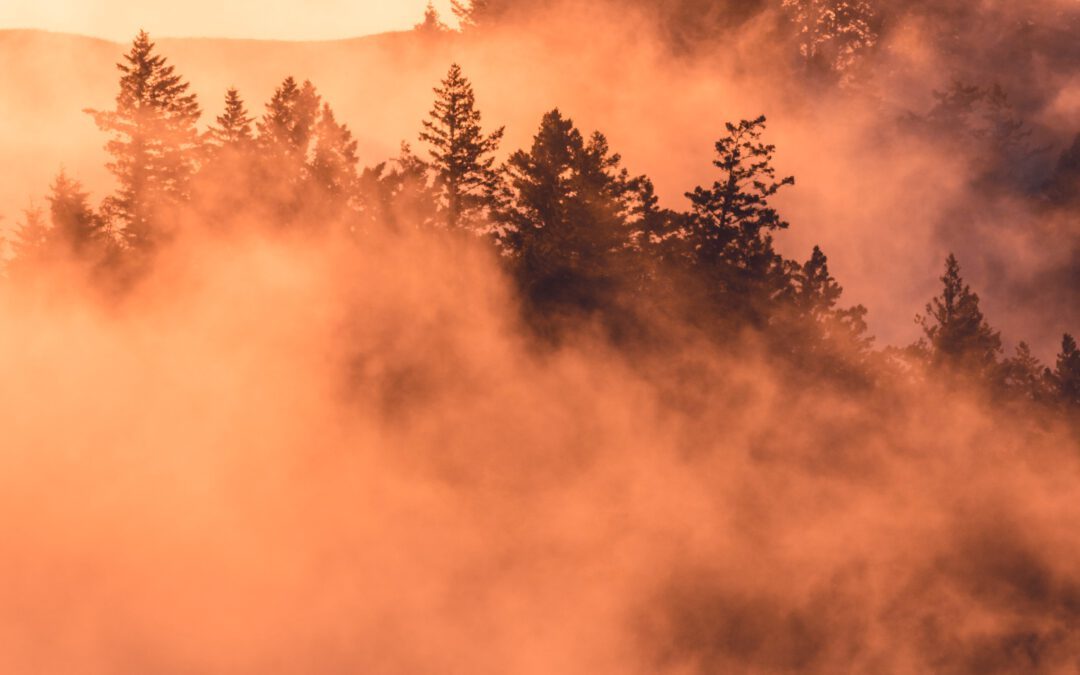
(1, 223, 1078, 673)
(1, 1, 1079, 672)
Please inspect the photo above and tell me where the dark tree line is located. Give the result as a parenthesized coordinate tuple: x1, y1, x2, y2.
(4, 30, 1079, 419)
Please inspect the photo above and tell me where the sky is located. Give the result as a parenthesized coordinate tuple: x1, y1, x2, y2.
(0, 0, 455, 41)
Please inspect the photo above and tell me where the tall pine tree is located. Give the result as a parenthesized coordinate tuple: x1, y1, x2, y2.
(47, 170, 109, 259)
(85, 31, 201, 252)
(918, 254, 1002, 375)
(499, 109, 642, 314)
(684, 116, 795, 325)
(207, 88, 254, 149)
(419, 64, 504, 232)
(255, 77, 322, 225)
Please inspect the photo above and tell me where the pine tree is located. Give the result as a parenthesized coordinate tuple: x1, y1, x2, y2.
(776, 246, 872, 377)
(781, 0, 877, 77)
(793, 247, 869, 343)
(356, 143, 436, 234)
(207, 88, 254, 149)
(416, 1, 449, 34)
(419, 64, 504, 232)
(7, 207, 50, 275)
(255, 77, 322, 224)
(306, 103, 360, 224)
(85, 30, 201, 252)
(257, 77, 321, 165)
(499, 109, 642, 313)
(684, 116, 795, 324)
(1051, 334, 1080, 407)
(1045, 132, 1080, 205)
(451, 0, 487, 28)
(918, 254, 1002, 374)
(1000, 342, 1051, 402)
(47, 170, 109, 258)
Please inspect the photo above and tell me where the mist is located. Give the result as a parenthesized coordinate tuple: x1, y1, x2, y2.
(1, 1, 1079, 673)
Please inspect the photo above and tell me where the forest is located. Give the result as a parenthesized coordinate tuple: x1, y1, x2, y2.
(1, 0, 1079, 673)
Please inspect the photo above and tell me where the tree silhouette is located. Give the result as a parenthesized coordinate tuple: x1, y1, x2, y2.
(684, 116, 795, 325)
(356, 144, 436, 235)
(1045, 132, 1080, 205)
(499, 109, 643, 314)
(1051, 334, 1080, 408)
(1000, 342, 1050, 402)
(85, 31, 201, 252)
(918, 254, 1002, 375)
(420, 64, 504, 232)
(307, 103, 360, 225)
(255, 77, 321, 225)
(207, 88, 254, 149)
(47, 171, 109, 259)
(792, 246, 870, 346)
(7, 207, 50, 277)
(416, 1, 449, 34)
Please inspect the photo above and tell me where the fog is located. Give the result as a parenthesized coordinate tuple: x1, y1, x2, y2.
(0, 1, 1078, 672)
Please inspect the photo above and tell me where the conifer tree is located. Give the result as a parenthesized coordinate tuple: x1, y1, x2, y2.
(451, 0, 490, 28)
(499, 109, 642, 312)
(255, 77, 321, 224)
(685, 116, 795, 324)
(356, 144, 436, 234)
(918, 254, 1002, 374)
(1045, 132, 1080, 204)
(207, 88, 254, 149)
(257, 77, 321, 165)
(1000, 342, 1050, 402)
(776, 245, 871, 377)
(192, 89, 258, 229)
(47, 171, 108, 258)
(416, 1, 449, 34)
(1051, 334, 1080, 407)
(782, 0, 877, 76)
(793, 246, 870, 344)
(85, 30, 201, 252)
(307, 103, 360, 224)
(7, 207, 50, 275)
(419, 64, 504, 232)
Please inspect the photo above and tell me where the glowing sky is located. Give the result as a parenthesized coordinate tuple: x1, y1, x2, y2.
(0, 0, 455, 41)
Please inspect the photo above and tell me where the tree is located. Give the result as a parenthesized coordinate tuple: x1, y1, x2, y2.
(257, 77, 321, 166)
(1000, 342, 1051, 403)
(207, 88, 254, 149)
(917, 254, 1002, 375)
(1045, 132, 1080, 205)
(781, 0, 877, 77)
(416, 1, 449, 34)
(306, 103, 360, 225)
(451, 0, 495, 29)
(1050, 334, 1080, 408)
(498, 109, 643, 314)
(192, 88, 259, 230)
(910, 82, 1046, 186)
(6, 207, 50, 277)
(419, 64, 504, 232)
(791, 246, 870, 347)
(46, 171, 109, 259)
(85, 31, 201, 252)
(771, 245, 872, 380)
(255, 77, 322, 225)
(684, 116, 795, 325)
(356, 144, 436, 235)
